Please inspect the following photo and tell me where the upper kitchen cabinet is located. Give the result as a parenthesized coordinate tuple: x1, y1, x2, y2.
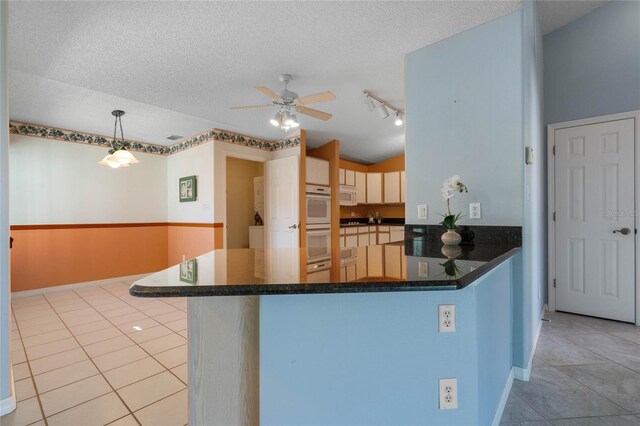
(355, 171, 367, 204)
(383, 171, 400, 204)
(400, 171, 406, 203)
(338, 168, 356, 187)
(366, 173, 382, 204)
(306, 157, 330, 186)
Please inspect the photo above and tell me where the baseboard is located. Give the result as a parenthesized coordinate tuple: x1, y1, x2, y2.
(0, 368, 16, 416)
(11, 272, 152, 299)
(514, 315, 543, 381)
(491, 367, 515, 426)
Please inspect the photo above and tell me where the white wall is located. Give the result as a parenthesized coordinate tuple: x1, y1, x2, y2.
(10, 135, 167, 224)
(405, 11, 523, 226)
(0, 0, 11, 412)
(166, 142, 214, 223)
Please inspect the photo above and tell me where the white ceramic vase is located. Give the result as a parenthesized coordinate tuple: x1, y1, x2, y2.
(441, 229, 461, 246)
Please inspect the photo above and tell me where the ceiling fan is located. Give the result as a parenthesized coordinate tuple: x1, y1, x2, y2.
(230, 74, 335, 130)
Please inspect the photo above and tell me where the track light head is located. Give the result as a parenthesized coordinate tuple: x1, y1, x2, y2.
(394, 112, 403, 126)
(375, 103, 389, 119)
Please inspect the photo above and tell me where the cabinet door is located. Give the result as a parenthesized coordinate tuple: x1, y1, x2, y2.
(378, 232, 390, 244)
(357, 233, 369, 247)
(383, 172, 400, 204)
(345, 235, 358, 248)
(306, 157, 330, 186)
(345, 170, 356, 186)
(346, 263, 356, 282)
(356, 246, 368, 279)
(390, 226, 404, 242)
(355, 172, 367, 204)
(339, 168, 346, 185)
(384, 245, 402, 279)
(366, 173, 383, 204)
(400, 171, 406, 203)
(367, 245, 383, 277)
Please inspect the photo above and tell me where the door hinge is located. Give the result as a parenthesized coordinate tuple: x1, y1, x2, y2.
(552, 146, 556, 155)
(553, 279, 556, 288)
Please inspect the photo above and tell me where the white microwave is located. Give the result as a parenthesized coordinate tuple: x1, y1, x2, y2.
(339, 185, 357, 206)
(306, 185, 331, 225)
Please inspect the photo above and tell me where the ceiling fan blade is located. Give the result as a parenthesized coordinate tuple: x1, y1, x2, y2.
(296, 106, 332, 121)
(229, 104, 273, 110)
(297, 91, 336, 105)
(256, 86, 280, 100)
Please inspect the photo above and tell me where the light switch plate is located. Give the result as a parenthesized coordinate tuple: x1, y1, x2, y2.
(418, 205, 428, 220)
(418, 261, 429, 277)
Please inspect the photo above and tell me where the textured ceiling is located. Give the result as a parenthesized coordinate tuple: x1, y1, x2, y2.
(538, 0, 609, 34)
(8, 1, 608, 163)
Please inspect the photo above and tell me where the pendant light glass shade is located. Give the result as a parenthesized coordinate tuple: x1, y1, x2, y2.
(270, 110, 282, 127)
(98, 154, 129, 168)
(111, 149, 139, 164)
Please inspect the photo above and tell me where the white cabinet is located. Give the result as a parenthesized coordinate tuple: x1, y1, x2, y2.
(306, 157, 330, 186)
(356, 247, 368, 279)
(345, 235, 358, 248)
(357, 233, 369, 247)
(384, 245, 402, 279)
(249, 226, 264, 248)
(339, 168, 346, 185)
(355, 172, 367, 204)
(390, 226, 404, 242)
(400, 171, 406, 203)
(367, 245, 384, 277)
(345, 170, 356, 186)
(366, 173, 383, 204)
(378, 232, 390, 244)
(383, 171, 400, 204)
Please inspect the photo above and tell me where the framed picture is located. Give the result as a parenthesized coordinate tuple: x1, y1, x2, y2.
(180, 259, 198, 285)
(179, 175, 197, 202)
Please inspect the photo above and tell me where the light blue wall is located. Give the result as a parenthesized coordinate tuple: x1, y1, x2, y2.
(544, 1, 640, 125)
(405, 11, 523, 226)
(260, 256, 516, 426)
(518, 1, 546, 371)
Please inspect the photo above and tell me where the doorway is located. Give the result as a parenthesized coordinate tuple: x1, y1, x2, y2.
(225, 157, 264, 249)
(548, 111, 640, 324)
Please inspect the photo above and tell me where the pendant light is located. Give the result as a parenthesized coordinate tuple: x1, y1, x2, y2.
(98, 110, 139, 168)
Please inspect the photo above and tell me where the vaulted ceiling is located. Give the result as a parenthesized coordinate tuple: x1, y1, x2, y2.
(8, 1, 607, 163)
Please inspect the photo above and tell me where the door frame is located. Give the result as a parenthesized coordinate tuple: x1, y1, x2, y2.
(547, 109, 640, 325)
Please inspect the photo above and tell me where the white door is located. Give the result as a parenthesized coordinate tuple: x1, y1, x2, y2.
(265, 155, 299, 248)
(555, 118, 635, 322)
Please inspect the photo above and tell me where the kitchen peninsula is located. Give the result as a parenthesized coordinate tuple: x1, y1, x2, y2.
(131, 228, 522, 426)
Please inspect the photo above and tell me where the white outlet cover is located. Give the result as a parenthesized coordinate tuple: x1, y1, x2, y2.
(469, 203, 481, 219)
(418, 204, 428, 220)
(438, 304, 456, 333)
(439, 378, 458, 410)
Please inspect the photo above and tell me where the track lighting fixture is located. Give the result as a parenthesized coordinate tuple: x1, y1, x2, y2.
(363, 90, 403, 126)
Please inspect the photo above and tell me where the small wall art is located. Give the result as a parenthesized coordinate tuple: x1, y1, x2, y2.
(179, 175, 197, 202)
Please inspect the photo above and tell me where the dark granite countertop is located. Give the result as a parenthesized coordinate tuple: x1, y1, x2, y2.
(130, 227, 521, 297)
(340, 218, 405, 226)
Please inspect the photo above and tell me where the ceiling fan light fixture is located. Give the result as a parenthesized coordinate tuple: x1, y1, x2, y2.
(376, 103, 389, 119)
(289, 114, 300, 128)
(270, 110, 282, 127)
(394, 112, 404, 126)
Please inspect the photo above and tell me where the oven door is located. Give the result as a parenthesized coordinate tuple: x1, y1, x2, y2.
(306, 194, 331, 225)
(306, 229, 331, 263)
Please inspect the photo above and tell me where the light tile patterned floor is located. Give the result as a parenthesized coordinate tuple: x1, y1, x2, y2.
(2, 280, 188, 426)
(501, 310, 640, 426)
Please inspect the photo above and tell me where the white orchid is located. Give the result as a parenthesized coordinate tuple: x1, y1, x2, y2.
(439, 175, 469, 229)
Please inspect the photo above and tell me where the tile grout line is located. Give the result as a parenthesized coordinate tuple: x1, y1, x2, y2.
(39, 291, 142, 425)
(72, 284, 188, 424)
(11, 306, 50, 426)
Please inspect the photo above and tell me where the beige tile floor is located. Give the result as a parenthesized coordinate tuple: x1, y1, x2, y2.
(2, 280, 188, 426)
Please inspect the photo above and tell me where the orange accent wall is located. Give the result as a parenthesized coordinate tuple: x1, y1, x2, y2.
(167, 225, 223, 267)
(366, 154, 405, 172)
(10, 223, 224, 292)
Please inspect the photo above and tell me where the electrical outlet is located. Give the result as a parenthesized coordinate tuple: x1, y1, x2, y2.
(438, 304, 456, 333)
(469, 203, 481, 219)
(418, 205, 428, 220)
(439, 378, 458, 409)
(418, 261, 429, 278)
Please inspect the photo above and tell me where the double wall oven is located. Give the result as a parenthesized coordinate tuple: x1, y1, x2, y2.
(306, 185, 332, 267)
